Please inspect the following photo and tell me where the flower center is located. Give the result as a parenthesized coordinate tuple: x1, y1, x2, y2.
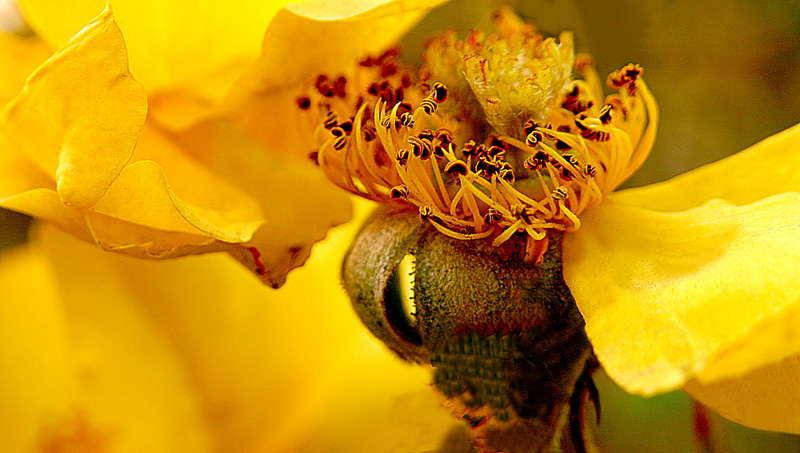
(299, 9, 658, 263)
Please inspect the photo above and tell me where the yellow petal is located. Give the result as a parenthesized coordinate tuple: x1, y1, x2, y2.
(20, 0, 293, 124)
(614, 122, 800, 211)
(174, 115, 353, 287)
(1, 188, 95, 243)
(683, 354, 800, 434)
(16, 0, 103, 48)
(0, 226, 213, 452)
(90, 157, 263, 243)
(252, 0, 450, 91)
(0, 130, 54, 197)
(84, 211, 221, 258)
(2, 5, 147, 210)
(0, 32, 50, 103)
(0, 187, 241, 262)
(562, 192, 800, 395)
(220, 0, 450, 153)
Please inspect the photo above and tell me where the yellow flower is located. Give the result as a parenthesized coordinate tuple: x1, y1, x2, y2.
(0, 0, 447, 288)
(2, 0, 800, 450)
(300, 4, 800, 445)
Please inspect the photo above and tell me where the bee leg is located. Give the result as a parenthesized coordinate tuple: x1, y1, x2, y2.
(693, 400, 715, 452)
(568, 358, 601, 453)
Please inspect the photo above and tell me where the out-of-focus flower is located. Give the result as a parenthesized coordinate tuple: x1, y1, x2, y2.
(0, 0, 447, 288)
(0, 202, 461, 452)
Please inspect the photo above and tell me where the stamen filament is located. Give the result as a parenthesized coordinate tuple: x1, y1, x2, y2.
(430, 157, 453, 208)
(430, 219, 494, 240)
(493, 219, 523, 246)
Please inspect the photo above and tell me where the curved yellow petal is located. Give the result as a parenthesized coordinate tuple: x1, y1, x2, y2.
(562, 192, 800, 395)
(0, 33, 50, 103)
(0, 227, 213, 452)
(84, 211, 221, 258)
(91, 159, 263, 243)
(683, 354, 800, 434)
(614, 122, 800, 211)
(1, 5, 147, 210)
(20, 0, 292, 101)
(0, 187, 249, 262)
(1, 188, 94, 243)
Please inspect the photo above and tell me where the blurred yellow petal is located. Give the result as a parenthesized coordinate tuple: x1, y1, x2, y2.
(16, 199, 455, 451)
(0, 227, 213, 452)
(562, 193, 800, 395)
(0, 246, 74, 453)
(0, 32, 50, 103)
(684, 354, 800, 434)
(222, 0, 449, 153)
(288, 385, 461, 451)
(19, 0, 292, 102)
(614, 122, 800, 211)
(0, 131, 53, 196)
(16, 0, 102, 47)
(1, 5, 147, 210)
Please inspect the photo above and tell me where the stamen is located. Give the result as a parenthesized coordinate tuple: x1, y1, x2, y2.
(323, 111, 338, 129)
(432, 82, 448, 102)
(445, 160, 469, 176)
(598, 104, 613, 124)
(552, 186, 568, 201)
(400, 112, 415, 128)
(296, 96, 311, 110)
(391, 185, 409, 198)
(429, 218, 494, 240)
(302, 23, 658, 260)
(419, 205, 433, 221)
(420, 95, 438, 115)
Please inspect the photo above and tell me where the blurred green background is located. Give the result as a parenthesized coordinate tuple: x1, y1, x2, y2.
(1, 0, 799, 451)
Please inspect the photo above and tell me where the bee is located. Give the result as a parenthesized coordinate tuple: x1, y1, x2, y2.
(343, 207, 598, 453)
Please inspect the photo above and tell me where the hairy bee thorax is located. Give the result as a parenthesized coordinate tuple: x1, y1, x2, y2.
(343, 206, 598, 452)
(299, 7, 658, 263)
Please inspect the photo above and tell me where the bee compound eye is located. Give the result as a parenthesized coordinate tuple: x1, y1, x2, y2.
(382, 254, 422, 346)
(342, 207, 429, 362)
